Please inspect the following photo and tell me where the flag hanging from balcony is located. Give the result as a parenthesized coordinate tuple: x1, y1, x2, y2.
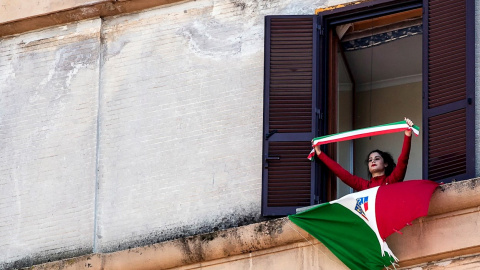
(308, 120, 420, 160)
(288, 180, 438, 270)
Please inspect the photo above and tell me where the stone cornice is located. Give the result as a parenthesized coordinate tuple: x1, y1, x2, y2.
(0, 0, 188, 38)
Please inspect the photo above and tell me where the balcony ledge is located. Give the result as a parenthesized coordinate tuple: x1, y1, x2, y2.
(28, 178, 480, 270)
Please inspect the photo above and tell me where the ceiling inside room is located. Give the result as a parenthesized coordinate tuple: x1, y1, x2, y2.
(338, 8, 423, 90)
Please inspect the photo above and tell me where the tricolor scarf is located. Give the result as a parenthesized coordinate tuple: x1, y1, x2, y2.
(308, 120, 420, 160)
(289, 180, 438, 270)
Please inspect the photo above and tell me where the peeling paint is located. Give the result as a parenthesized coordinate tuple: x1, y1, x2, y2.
(230, 0, 247, 10)
(102, 35, 130, 60)
(178, 18, 243, 58)
(434, 260, 452, 266)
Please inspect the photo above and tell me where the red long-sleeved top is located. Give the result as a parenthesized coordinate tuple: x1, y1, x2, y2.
(317, 135, 412, 191)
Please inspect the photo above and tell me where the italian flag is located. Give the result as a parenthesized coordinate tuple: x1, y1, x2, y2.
(308, 120, 420, 160)
(288, 180, 438, 270)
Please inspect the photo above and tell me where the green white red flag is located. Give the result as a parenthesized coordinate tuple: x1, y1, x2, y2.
(288, 180, 438, 270)
(308, 120, 420, 160)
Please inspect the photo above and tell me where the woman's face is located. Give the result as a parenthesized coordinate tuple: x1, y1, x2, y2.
(368, 152, 387, 176)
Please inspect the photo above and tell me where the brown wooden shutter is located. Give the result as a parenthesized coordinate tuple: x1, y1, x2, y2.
(262, 16, 320, 216)
(266, 142, 312, 208)
(423, 0, 475, 182)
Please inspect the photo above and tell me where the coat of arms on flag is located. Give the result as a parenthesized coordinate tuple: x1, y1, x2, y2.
(355, 196, 369, 220)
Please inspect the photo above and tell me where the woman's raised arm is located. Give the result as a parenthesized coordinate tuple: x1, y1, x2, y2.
(314, 146, 370, 191)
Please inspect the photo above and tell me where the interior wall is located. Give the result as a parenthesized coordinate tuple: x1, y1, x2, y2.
(337, 54, 354, 197)
(337, 90, 354, 197)
(354, 81, 422, 181)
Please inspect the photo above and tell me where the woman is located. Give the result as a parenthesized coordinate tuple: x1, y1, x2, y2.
(313, 118, 414, 191)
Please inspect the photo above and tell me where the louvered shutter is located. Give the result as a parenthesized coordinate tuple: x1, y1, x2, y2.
(423, 0, 475, 182)
(262, 16, 321, 216)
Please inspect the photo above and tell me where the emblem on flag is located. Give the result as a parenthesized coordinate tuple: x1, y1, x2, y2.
(355, 196, 369, 220)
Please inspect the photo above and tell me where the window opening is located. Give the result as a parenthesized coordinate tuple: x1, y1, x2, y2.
(333, 8, 423, 197)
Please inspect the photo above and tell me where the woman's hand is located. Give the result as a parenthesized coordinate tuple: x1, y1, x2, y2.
(404, 117, 414, 137)
(312, 141, 321, 156)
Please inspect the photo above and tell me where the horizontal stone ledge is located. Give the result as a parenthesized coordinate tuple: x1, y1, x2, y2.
(0, 0, 187, 37)
(428, 177, 480, 215)
(28, 217, 316, 270)
(29, 178, 480, 270)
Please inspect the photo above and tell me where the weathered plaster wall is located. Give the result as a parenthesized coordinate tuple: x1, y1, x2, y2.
(95, 0, 268, 252)
(0, 0, 339, 268)
(0, 19, 101, 268)
(94, 0, 333, 254)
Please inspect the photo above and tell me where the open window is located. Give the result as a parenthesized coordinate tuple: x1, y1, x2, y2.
(333, 8, 424, 198)
(262, 0, 475, 216)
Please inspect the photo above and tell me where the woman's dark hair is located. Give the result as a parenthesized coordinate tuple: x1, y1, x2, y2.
(365, 149, 396, 178)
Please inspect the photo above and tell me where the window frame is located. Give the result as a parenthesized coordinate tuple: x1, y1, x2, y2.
(262, 0, 475, 217)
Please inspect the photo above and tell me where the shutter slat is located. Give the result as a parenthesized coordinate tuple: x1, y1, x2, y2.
(427, 25, 466, 43)
(428, 0, 459, 8)
(429, 53, 465, 69)
(429, 9, 465, 25)
(427, 109, 467, 181)
(267, 141, 313, 207)
(428, 69, 465, 85)
(428, 48, 465, 65)
(428, 79, 466, 95)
